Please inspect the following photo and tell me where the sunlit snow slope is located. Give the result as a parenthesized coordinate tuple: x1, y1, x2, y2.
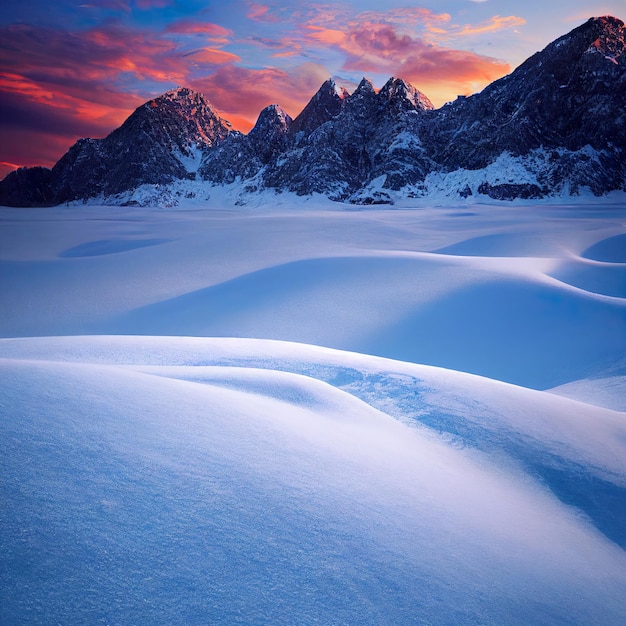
(1, 195, 626, 624)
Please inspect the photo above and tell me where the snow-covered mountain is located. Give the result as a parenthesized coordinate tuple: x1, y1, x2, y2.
(0, 87, 234, 206)
(1, 16, 624, 206)
(52, 87, 233, 200)
(419, 14, 626, 199)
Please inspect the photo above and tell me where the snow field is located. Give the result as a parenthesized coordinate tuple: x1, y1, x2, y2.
(1, 197, 626, 623)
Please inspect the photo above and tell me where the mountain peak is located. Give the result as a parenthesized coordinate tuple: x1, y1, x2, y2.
(544, 14, 625, 61)
(353, 78, 376, 96)
(329, 77, 351, 99)
(588, 15, 624, 28)
(290, 77, 347, 137)
(2, 17, 625, 207)
(250, 104, 292, 136)
(160, 86, 198, 99)
(125, 86, 232, 149)
(379, 77, 434, 112)
(147, 86, 216, 110)
(244, 105, 292, 165)
(583, 16, 625, 61)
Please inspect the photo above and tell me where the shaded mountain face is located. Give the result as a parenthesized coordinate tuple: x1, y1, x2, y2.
(289, 78, 349, 138)
(199, 104, 292, 186)
(0, 166, 54, 207)
(1, 16, 625, 206)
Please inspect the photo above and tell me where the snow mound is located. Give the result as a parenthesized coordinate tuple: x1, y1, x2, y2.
(582, 233, 626, 262)
(1, 335, 626, 624)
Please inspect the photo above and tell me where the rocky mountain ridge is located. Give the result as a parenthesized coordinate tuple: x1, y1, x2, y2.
(1, 16, 624, 206)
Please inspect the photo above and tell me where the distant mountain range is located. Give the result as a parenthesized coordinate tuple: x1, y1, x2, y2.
(1, 15, 624, 206)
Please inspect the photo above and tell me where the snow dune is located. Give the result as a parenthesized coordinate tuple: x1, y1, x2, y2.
(1, 202, 624, 389)
(1, 196, 626, 623)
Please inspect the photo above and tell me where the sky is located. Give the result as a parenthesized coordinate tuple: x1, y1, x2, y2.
(1, 1, 624, 178)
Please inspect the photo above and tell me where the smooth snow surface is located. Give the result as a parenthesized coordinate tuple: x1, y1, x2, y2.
(1, 197, 626, 624)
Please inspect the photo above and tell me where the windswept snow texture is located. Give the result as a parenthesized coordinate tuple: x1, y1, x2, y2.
(1, 198, 626, 624)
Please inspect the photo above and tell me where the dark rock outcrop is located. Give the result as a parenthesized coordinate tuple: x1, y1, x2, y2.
(289, 78, 348, 138)
(0, 166, 54, 207)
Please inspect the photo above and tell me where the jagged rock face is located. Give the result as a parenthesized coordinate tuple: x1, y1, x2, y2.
(421, 15, 626, 189)
(126, 87, 233, 155)
(199, 104, 292, 186)
(0, 166, 54, 207)
(1, 16, 625, 206)
(378, 77, 434, 113)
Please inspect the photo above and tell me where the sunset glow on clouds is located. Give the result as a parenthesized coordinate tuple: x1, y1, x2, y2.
(0, 0, 624, 176)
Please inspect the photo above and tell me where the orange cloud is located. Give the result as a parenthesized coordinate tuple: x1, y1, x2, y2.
(454, 15, 527, 36)
(0, 23, 186, 167)
(0, 161, 19, 180)
(0, 73, 59, 107)
(305, 25, 346, 46)
(0, 71, 142, 129)
(0, 5, 525, 172)
(271, 50, 301, 58)
(222, 113, 255, 134)
(299, 17, 511, 107)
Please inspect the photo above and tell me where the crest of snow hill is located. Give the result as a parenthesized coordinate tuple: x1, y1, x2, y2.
(2, 16, 625, 206)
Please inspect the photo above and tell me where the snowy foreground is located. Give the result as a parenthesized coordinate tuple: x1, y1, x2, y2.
(1, 194, 626, 624)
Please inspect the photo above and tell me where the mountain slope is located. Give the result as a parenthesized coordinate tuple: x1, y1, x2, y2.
(419, 15, 626, 198)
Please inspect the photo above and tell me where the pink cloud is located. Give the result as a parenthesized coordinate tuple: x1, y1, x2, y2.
(247, 3, 279, 23)
(241, 7, 520, 105)
(0, 5, 527, 171)
(165, 20, 233, 38)
(300, 17, 511, 107)
(0, 20, 242, 168)
(305, 25, 346, 46)
(0, 161, 19, 180)
(191, 62, 329, 130)
(271, 50, 301, 58)
(185, 48, 242, 65)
